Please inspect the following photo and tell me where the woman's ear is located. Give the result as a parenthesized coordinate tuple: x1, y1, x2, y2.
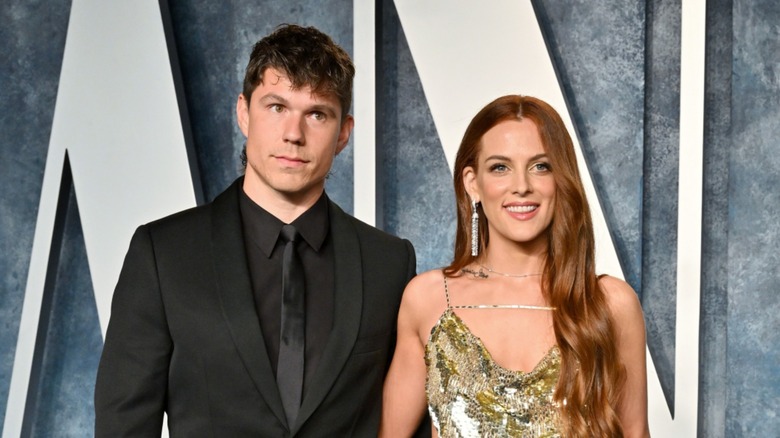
(462, 166, 479, 203)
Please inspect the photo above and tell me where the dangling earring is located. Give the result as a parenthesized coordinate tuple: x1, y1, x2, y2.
(471, 199, 479, 256)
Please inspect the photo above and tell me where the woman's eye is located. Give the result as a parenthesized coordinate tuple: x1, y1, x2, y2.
(489, 163, 508, 172)
(532, 162, 551, 172)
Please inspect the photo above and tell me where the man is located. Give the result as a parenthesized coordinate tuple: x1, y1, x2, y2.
(95, 24, 418, 437)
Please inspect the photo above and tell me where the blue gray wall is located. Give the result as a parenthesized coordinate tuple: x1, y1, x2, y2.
(2, 0, 778, 436)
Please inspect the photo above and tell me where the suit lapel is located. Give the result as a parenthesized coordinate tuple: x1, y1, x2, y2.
(210, 179, 287, 426)
(293, 201, 363, 433)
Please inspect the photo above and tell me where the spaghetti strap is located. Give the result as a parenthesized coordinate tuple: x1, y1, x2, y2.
(442, 272, 452, 309)
(443, 269, 556, 311)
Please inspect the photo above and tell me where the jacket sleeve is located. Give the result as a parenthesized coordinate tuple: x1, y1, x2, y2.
(404, 238, 417, 283)
(94, 225, 171, 437)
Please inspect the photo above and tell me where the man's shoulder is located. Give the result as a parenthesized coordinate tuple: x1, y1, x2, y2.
(141, 203, 208, 234)
(331, 202, 408, 246)
(142, 179, 240, 234)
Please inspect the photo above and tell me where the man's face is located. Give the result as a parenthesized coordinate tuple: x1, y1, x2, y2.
(237, 68, 353, 209)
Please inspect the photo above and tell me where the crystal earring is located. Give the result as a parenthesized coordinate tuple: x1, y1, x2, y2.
(471, 199, 479, 256)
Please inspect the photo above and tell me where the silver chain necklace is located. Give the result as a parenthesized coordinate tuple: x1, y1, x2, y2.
(460, 264, 542, 279)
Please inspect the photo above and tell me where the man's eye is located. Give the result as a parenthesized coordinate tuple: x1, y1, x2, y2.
(311, 111, 326, 121)
(269, 104, 284, 112)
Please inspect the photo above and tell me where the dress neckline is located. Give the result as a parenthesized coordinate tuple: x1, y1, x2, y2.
(428, 308, 559, 376)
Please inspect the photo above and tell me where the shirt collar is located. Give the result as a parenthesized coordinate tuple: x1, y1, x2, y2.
(239, 189, 330, 257)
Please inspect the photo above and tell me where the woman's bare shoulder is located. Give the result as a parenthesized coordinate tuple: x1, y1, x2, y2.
(599, 275, 638, 304)
(399, 269, 450, 327)
(403, 269, 447, 303)
(408, 268, 447, 288)
(598, 275, 645, 331)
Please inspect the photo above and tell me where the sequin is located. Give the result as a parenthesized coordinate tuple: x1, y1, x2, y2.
(425, 309, 562, 437)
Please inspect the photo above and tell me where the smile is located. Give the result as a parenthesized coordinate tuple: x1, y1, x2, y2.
(505, 204, 538, 213)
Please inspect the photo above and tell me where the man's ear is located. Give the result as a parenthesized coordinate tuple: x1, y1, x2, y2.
(462, 166, 480, 202)
(335, 114, 354, 155)
(236, 94, 249, 136)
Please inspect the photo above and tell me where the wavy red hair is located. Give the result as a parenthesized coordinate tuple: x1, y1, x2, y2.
(444, 95, 625, 437)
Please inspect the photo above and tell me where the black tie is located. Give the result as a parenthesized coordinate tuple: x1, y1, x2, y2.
(277, 224, 305, 427)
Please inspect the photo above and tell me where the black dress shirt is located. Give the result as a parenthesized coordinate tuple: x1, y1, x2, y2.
(239, 189, 335, 395)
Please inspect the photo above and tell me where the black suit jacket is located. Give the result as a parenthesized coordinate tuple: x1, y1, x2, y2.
(95, 179, 417, 437)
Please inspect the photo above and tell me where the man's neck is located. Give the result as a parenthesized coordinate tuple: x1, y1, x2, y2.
(242, 179, 324, 224)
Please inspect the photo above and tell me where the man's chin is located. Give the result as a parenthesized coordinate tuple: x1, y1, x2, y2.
(275, 183, 325, 201)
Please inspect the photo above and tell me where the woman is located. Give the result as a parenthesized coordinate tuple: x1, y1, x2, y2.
(380, 95, 649, 437)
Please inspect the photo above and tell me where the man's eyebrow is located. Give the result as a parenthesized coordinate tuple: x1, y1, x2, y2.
(258, 93, 288, 105)
(308, 103, 339, 117)
(256, 93, 339, 116)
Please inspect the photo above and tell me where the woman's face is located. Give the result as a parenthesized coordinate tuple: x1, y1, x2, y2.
(463, 119, 556, 251)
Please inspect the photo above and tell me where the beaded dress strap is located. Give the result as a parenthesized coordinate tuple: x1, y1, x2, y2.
(443, 274, 556, 311)
(444, 275, 453, 309)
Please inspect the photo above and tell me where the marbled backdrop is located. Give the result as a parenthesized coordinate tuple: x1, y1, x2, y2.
(1, 0, 778, 436)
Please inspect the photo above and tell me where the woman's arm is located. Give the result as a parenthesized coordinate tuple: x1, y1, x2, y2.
(380, 274, 437, 437)
(601, 275, 651, 438)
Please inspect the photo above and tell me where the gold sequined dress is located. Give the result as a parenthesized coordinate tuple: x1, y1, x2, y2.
(425, 276, 562, 437)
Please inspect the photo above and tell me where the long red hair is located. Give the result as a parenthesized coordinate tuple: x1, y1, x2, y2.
(444, 95, 625, 436)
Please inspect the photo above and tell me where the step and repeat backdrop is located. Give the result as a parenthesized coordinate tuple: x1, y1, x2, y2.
(2, 0, 778, 436)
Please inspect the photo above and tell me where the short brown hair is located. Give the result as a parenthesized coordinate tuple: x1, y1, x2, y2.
(242, 24, 355, 119)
